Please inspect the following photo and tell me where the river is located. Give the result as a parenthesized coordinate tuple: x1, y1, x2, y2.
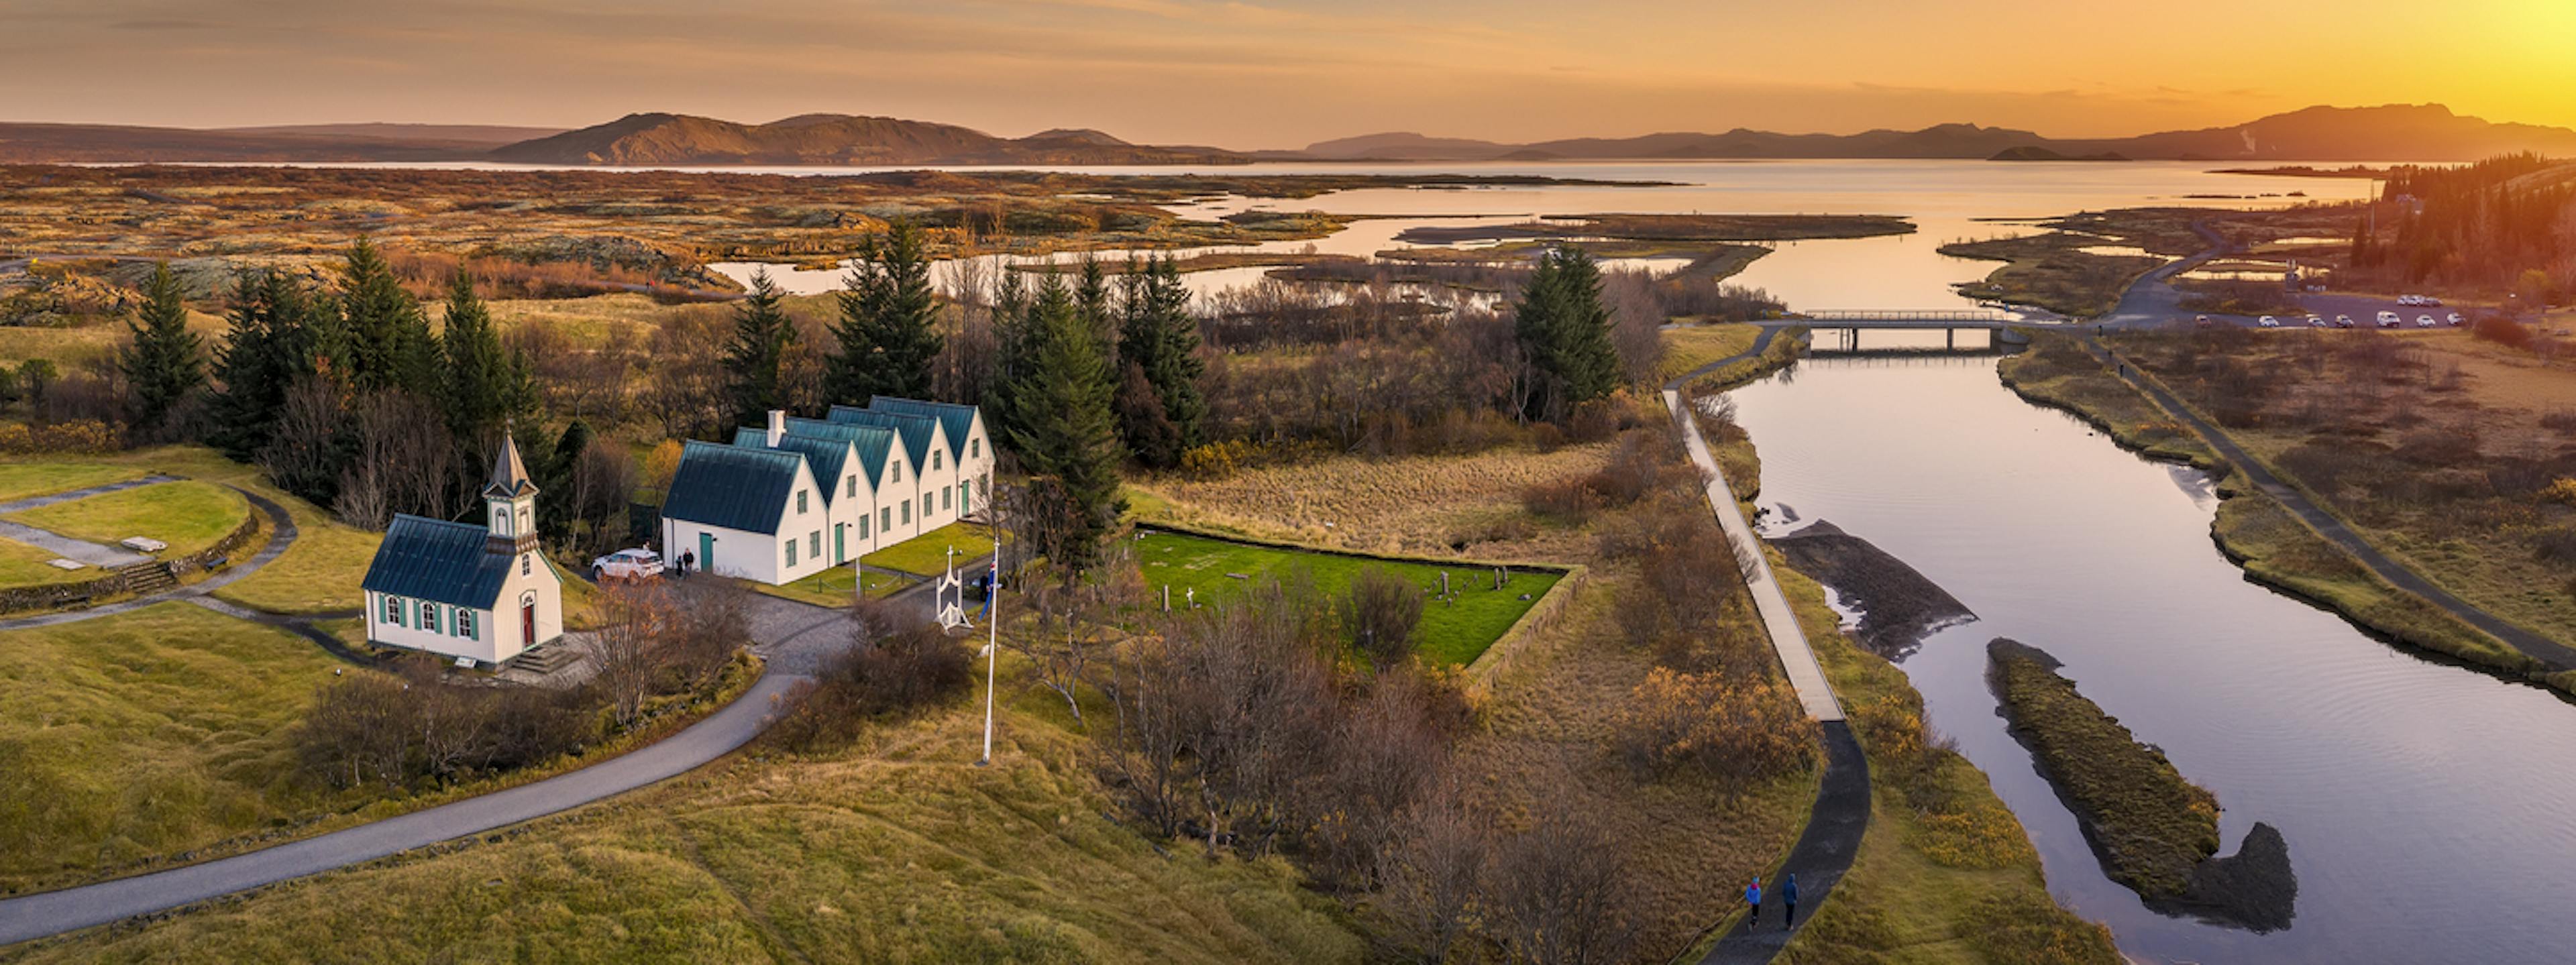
(1725, 351, 2576, 964)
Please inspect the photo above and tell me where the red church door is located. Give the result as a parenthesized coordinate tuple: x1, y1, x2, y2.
(522, 600, 536, 646)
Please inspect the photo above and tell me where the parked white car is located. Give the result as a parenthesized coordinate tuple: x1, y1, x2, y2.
(2334, 315, 2355, 328)
(590, 547, 665, 581)
(2446, 312, 2465, 327)
(2416, 314, 2437, 328)
(2258, 315, 2281, 328)
(2305, 315, 2327, 327)
(2377, 310, 2402, 328)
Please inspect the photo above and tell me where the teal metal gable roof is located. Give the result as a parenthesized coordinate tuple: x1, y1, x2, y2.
(782, 418, 898, 484)
(768, 434, 857, 505)
(826, 406, 938, 470)
(360, 514, 513, 609)
(662, 440, 802, 535)
(867, 397, 981, 461)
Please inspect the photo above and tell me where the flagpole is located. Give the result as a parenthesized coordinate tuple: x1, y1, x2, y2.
(979, 559, 998, 767)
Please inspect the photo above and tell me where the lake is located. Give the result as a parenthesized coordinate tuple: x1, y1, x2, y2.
(702, 159, 2372, 313)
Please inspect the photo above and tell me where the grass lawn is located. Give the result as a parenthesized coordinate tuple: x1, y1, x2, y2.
(2, 479, 248, 560)
(756, 563, 916, 609)
(45, 446, 380, 616)
(0, 461, 148, 505)
(0, 602, 356, 892)
(860, 521, 996, 575)
(3, 673, 1365, 964)
(1136, 530, 1558, 667)
(1659, 323, 1764, 383)
(0, 536, 87, 587)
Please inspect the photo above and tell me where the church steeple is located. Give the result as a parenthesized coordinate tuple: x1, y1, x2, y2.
(484, 431, 540, 556)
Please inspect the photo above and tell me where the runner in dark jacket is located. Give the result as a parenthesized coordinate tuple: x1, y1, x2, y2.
(1782, 873, 1799, 929)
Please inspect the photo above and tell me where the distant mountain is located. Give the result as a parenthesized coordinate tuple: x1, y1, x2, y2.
(1289, 105, 2576, 163)
(1989, 146, 2129, 162)
(486, 113, 1244, 166)
(215, 123, 566, 146)
(0, 121, 537, 163)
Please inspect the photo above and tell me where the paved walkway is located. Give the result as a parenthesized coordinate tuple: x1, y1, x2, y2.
(1662, 385, 1841, 722)
(1660, 329, 1870, 963)
(0, 486, 298, 632)
(0, 475, 179, 567)
(0, 587, 857, 947)
(2079, 334, 2576, 671)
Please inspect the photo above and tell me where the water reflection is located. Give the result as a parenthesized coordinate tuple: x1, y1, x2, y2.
(1727, 357, 2576, 964)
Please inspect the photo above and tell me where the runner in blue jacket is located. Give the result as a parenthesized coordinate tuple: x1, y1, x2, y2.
(1745, 876, 1763, 927)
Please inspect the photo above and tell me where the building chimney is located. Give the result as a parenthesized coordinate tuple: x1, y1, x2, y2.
(766, 410, 786, 447)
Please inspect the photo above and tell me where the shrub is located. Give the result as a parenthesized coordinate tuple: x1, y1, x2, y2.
(2542, 477, 2576, 508)
(1519, 475, 1600, 520)
(1613, 667, 1818, 785)
(1340, 566, 1426, 668)
(777, 619, 974, 753)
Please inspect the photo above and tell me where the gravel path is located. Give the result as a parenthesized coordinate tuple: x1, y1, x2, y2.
(0, 486, 297, 631)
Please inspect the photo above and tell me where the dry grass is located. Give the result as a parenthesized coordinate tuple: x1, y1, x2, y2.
(0, 536, 87, 587)
(1, 680, 1364, 965)
(2, 480, 248, 561)
(1659, 324, 1764, 384)
(1129, 441, 1624, 561)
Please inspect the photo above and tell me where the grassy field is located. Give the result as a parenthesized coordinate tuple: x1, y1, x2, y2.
(1942, 233, 2163, 319)
(27, 447, 379, 616)
(1130, 438, 1627, 561)
(0, 537, 87, 587)
(1, 480, 248, 561)
(1, 674, 1365, 964)
(0, 461, 149, 504)
(2088, 328, 2576, 659)
(1774, 565, 2121, 964)
(0, 603, 351, 893)
(1996, 334, 2217, 467)
(861, 522, 996, 575)
(1986, 639, 2218, 901)
(1660, 323, 1764, 383)
(757, 564, 915, 609)
(1135, 530, 1559, 667)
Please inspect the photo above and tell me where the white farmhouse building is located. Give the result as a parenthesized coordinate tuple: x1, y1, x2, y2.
(360, 433, 565, 667)
(657, 400, 990, 587)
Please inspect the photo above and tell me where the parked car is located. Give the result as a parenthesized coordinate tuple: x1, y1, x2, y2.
(2334, 314, 2356, 329)
(2446, 312, 2465, 327)
(2416, 314, 2437, 328)
(2422, 296, 2445, 306)
(2258, 315, 2281, 328)
(2377, 310, 2402, 328)
(2194, 315, 2212, 329)
(2305, 315, 2328, 327)
(590, 547, 665, 581)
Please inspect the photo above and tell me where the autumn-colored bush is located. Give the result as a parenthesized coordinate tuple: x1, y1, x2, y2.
(0, 420, 121, 454)
(1612, 667, 1817, 785)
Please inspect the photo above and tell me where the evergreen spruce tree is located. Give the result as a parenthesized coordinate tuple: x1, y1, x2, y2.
(1511, 246, 1620, 421)
(723, 270, 799, 430)
(119, 262, 205, 435)
(338, 237, 423, 390)
(986, 269, 1035, 446)
(1112, 256, 1206, 465)
(439, 272, 513, 439)
(1008, 278, 1125, 571)
(825, 221, 944, 404)
(1073, 256, 1114, 357)
(539, 419, 592, 540)
(209, 271, 290, 459)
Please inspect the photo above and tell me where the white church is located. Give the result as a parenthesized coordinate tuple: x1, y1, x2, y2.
(359, 433, 566, 667)
(658, 396, 992, 585)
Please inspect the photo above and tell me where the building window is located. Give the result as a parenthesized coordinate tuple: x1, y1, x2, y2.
(933, 450, 942, 471)
(382, 594, 403, 627)
(420, 600, 439, 633)
(518, 507, 529, 532)
(859, 515, 870, 539)
(522, 554, 532, 576)
(845, 475, 855, 499)
(786, 537, 798, 567)
(901, 500, 911, 524)
(881, 508, 890, 531)
(457, 609, 476, 640)
(971, 438, 981, 459)
(943, 486, 952, 510)
(809, 531, 820, 559)
(798, 490, 808, 514)
(977, 476, 988, 496)
(894, 462, 902, 482)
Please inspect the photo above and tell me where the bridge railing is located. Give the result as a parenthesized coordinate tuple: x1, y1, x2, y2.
(1793, 309, 2019, 322)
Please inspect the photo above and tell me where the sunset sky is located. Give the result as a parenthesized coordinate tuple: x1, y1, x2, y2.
(5, 0, 2571, 147)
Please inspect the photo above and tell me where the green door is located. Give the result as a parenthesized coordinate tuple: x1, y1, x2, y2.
(698, 532, 714, 575)
(835, 524, 846, 564)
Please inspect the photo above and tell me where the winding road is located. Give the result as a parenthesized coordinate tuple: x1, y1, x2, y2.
(1664, 333, 1873, 963)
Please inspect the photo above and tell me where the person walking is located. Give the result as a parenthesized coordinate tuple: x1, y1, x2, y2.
(1782, 872, 1799, 929)
(1744, 876, 1762, 928)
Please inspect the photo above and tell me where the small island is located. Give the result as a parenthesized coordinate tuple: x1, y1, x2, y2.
(1988, 638, 2296, 931)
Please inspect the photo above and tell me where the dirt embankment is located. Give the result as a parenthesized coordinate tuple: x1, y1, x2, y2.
(1771, 520, 1972, 657)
